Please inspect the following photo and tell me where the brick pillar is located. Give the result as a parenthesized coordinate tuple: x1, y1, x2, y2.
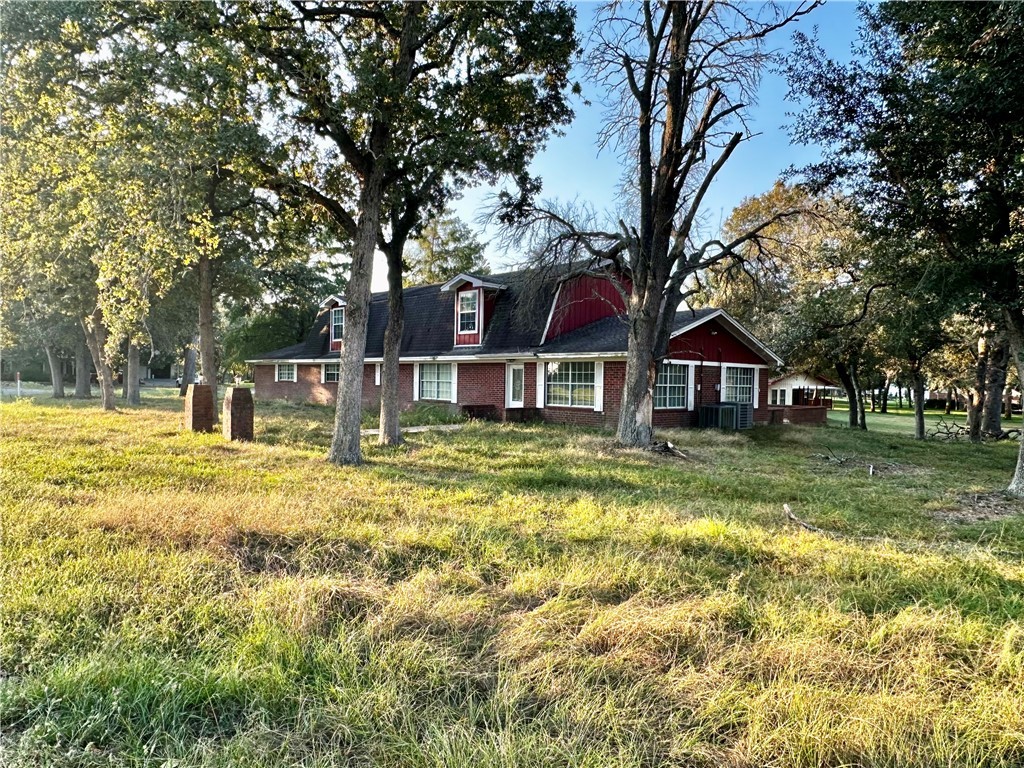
(184, 384, 215, 433)
(222, 386, 254, 441)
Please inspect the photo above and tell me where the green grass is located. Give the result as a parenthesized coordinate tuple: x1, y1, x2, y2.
(2, 392, 1023, 766)
(247, 396, 466, 433)
(827, 400, 981, 436)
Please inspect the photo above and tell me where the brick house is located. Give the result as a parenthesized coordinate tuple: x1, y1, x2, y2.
(247, 267, 783, 428)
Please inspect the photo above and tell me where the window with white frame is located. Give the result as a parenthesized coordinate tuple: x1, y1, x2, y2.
(724, 366, 754, 403)
(546, 362, 595, 407)
(276, 363, 296, 382)
(419, 363, 452, 400)
(654, 361, 688, 409)
(331, 307, 345, 343)
(458, 291, 478, 333)
(769, 388, 786, 405)
(323, 363, 340, 383)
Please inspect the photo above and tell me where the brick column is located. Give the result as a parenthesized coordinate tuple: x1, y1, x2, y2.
(184, 384, 215, 433)
(222, 387, 254, 441)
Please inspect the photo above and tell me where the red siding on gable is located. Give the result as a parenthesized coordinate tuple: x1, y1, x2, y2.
(483, 290, 498, 333)
(544, 274, 628, 342)
(667, 317, 767, 365)
(454, 287, 482, 346)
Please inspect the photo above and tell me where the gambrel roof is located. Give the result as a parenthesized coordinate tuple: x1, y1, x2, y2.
(248, 267, 780, 365)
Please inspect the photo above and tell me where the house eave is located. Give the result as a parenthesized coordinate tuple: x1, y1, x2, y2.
(439, 273, 507, 292)
(318, 294, 346, 308)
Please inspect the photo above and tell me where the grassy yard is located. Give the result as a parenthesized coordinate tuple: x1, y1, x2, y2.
(2, 393, 1023, 767)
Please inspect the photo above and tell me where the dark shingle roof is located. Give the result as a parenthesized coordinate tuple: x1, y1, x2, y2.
(536, 307, 719, 355)
(252, 268, 729, 361)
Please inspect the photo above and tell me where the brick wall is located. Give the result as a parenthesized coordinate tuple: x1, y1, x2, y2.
(362, 363, 415, 410)
(254, 363, 337, 405)
(454, 362, 505, 407)
(755, 367, 770, 423)
(767, 405, 828, 425)
(254, 358, 772, 430)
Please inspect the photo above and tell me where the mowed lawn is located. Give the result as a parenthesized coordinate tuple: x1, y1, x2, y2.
(2, 392, 1023, 767)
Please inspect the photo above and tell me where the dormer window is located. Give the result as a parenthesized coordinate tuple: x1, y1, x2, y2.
(331, 307, 345, 343)
(458, 291, 477, 333)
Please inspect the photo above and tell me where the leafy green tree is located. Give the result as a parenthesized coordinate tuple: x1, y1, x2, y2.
(787, 2, 1024, 491)
(2, 3, 218, 408)
(221, 259, 347, 377)
(199, 2, 579, 460)
(4, 1, 337, 410)
(406, 214, 489, 287)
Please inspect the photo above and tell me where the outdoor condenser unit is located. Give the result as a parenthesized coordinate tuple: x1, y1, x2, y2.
(729, 402, 754, 430)
(699, 403, 738, 430)
(699, 402, 754, 430)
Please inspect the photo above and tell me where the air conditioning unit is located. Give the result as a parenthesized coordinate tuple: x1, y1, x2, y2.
(727, 401, 754, 430)
(699, 403, 738, 430)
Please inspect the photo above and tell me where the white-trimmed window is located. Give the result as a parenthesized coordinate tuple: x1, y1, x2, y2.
(331, 307, 345, 343)
(654, 361, 688, 409)
(546, 362, 595, 408)
(419, 363, 452, 401)
(770, 388, 786, 406)
(725, 366, 754, 403)
(458, 291, 478, 333)
(276, 363, 296, 383)
(323, 363, 340, 383)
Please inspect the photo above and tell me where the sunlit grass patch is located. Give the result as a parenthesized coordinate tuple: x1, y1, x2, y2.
(1, 395, 1023, 766)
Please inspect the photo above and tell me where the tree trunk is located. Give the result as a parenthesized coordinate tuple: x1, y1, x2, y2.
(1005, 388, 1013, 420)
(869, 386, 876, 413)
(897, 385, 903, 409)
(179, 342, 198, 397)
(880, 375, 889, 413)
(835, 361, 858, 429)
(74, 339, 92, 398)
(945, 388, 953, 415)
(198, 251, 217, 412)
(378, 245, 405, 446)
(1002, 309, 1024, 496)
(967, 334, 988, 444)
(121, 342, 129, 399)
(853, 364, 867, 430)
(125, 343, 141, 406)
(617, 306, 659, 447)
(909, 365, 926, 440)
(44, 345, 65, 398)
(329, 171, 385, 466)
(82, 309, 116, 410)
(981, 335, 1008, 438)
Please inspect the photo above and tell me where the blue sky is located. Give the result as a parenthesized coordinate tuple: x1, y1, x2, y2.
(371, 1, 862, 290)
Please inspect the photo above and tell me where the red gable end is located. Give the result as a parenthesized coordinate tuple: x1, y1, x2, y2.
(668, 317, 771, 365)
(544, 274, 628, 343)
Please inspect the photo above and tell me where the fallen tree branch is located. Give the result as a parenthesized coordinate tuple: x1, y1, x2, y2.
(928, 417, 967, 441)
(783, 503, 828, 533)
(646, 440, 688, 459)
(809, 446, 851, 464)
